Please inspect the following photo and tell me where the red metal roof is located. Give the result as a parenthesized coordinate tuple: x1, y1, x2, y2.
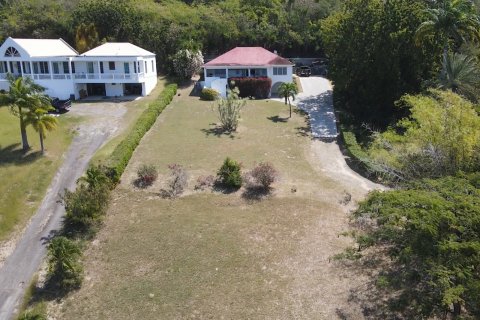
(204, 47, 293, 67)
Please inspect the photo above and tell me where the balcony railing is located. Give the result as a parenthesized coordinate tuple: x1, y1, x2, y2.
(74, 73, 145, 81)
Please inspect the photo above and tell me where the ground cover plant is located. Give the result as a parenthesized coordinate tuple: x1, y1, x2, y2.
(134, 164, 158, 188)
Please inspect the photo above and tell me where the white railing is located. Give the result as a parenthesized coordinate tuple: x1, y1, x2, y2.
(73, 73, 145, 81)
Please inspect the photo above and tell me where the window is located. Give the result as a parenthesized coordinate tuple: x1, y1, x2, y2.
(87, 62, 94, 74)
(133, 61, 137, 73)
(4, 47, 20, 57)
(109, 61, 115, 70)
(71, 62, 76, 74)
(151, 60, 154, 73)
(16, 61, 21, 73)
(228, 69, 248, 78)
(23, 62, 31, 74)
(53, 62, 59, 74)
(33, 62, 49, 74)
(145, 61, 148, 73)
(100, 62, 104, 74)
(124, 62, 130, 74)
(63, 61, 69, 73)
(273, 67, 287, 76)
(0, 62, 5, 73)
(250, 68, 267, 77)
(206, 69, 226, 79)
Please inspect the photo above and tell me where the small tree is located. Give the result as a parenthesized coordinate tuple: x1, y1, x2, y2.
(278, 82, 298, 118)
(165, 164, 188, 198)
(26, 104, 58, 154)
(217, 157, 242, 189)
(172, 49, 204, 80)
(245, 162, 278, 190)
(216, 86, 246, 132)
(135, 164, 158, 188)
(47, 236, 83, 290)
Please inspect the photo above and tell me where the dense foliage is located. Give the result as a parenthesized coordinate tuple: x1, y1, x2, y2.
(0, 0, 342, 72)
(322, 0, 442, 126)
(200, 88, 219, 101)
(353, 174, 480, 318)
(217, 157, 242, 189)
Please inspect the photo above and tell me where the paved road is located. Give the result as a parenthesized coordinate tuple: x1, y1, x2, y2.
(296, 76, 338, 139)
(0, 102, 126, 320)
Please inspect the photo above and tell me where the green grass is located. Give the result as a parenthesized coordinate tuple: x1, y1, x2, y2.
(58, 92, 350, 319)
(0, 107, 79, 240)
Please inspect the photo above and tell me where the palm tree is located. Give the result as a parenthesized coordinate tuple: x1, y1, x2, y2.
(26, 104, 58, 154)
(438, 52, 480, 101)
(3, 75, 49, 151)
(415, 0, 480, 57)
(278, 82, 298, 118)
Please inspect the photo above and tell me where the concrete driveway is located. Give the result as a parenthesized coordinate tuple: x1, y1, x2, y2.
(0, 101, 127, 320)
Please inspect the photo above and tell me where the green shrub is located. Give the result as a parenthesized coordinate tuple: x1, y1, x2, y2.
(47, 237, 83, 290)
(216, 87, 246, 132)
(107, 84, 178, 179)
(200, 88, 219, 101)
(135, 164, 158, 188)
(17, 302, 47, 320)
(217, 157, 242, 188)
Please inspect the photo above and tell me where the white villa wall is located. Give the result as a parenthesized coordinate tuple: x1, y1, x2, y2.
(144, 75, 157, 95)
(36, 79, 75, 99)
(0, 81, 9, 91)
(105, 83, 123, 97)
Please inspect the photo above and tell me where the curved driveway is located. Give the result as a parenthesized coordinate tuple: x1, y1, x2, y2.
(0, 102, 126, 320)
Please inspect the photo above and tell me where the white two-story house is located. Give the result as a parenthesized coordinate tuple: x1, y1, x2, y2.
(0, 37, 157, 99)
(203, 47, 294, 97)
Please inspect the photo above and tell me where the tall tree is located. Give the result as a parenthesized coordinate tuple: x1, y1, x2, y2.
(26, 104, 58, 154)
(75, 23, 100, 53)
(3, 76, 49, 151)
(278, 82, 298, 118)
(415, 0, 480, 62)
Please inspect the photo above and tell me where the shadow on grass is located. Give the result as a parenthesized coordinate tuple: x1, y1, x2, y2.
(295, 126, 310, 137)
(241, 186, 272, 202)
(0, 143, 42, 166)
(267, 115, 289, 123)
(201, 125, 237, 139)
(212, 181, 240, 194)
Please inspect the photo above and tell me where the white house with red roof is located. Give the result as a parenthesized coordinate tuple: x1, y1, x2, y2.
(203, 47, 294, 97)
(0, 37, 157, 99)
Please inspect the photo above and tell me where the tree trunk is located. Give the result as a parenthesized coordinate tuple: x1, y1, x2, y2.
(39, 132, 44, 154)
(289, 100, 292, 118)
(284, 96, 287, 105)
(19, 107, 30, 151)
(453, 302, 461, 317)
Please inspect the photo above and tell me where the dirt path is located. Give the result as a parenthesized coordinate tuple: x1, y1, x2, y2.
(0, 102, 126, 320)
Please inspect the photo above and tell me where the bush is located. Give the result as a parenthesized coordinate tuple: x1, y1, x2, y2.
(172, 49, 204, 80)
(62, 182, 110, 231)
(245, 162, 278, 190)
(195, 175, 215, 190)
(217, 157, 242, 188)
(107, 84, 177, 179)
(164, 164, 188, 197)
(200, 88, 219, 101)
(216, 87, 246, 132)
(228, 77, 272, 99)
(47, 237, 83, 290)
(135, 164, 158, 188)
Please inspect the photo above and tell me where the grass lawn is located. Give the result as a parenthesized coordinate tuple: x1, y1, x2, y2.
(56, 87, 367, 319)
(0, 107, 79, 241)
(90, 76, 167, 163)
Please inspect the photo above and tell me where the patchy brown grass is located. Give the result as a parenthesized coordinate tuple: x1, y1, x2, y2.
(54, 85, 377, 319)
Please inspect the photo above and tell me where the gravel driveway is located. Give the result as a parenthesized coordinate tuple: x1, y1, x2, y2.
(0, 102, 127, 320)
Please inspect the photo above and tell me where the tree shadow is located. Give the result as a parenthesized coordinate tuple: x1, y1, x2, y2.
(211, 181, 240, 194)
(201, 124, 237, 139)
(0, 143, 42, 166)
(295, 126, 311, 137)
(267, 115, 289, 123)
(241, 186, 272, 202)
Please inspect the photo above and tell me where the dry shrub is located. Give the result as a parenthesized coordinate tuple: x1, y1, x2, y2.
(245, 162, 278, 190)
(195, 175, 215, 190)
(135, 164, 158, 188)
(162, 164, 188, 198)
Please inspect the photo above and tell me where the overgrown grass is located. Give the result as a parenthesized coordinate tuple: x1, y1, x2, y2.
(0, 107, 79, 240)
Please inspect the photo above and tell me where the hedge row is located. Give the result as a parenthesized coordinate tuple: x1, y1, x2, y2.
(107, 84, 178, 179)
(228, 77, 272, 99)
